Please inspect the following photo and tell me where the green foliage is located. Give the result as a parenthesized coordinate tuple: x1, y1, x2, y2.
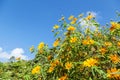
(0, 12, 120, 80)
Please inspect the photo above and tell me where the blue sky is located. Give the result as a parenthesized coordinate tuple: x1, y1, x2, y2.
(0, 0, 120, 62)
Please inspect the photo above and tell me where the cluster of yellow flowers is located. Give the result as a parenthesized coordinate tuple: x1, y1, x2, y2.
(107, 68, 120, 79)
(70, 18, 77, 24)
(30, 13, 120, 79)
(68, 15, 77, 24)
(48, 59, 60, 73)
(32, 66, 41, 74)
(104, 42, 112, 47)
(82, 39, 95, 45)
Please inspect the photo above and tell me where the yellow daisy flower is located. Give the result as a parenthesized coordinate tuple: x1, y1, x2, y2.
(109, 22, 120, 31)
(48, 66, 54, 73)
(83, 58, 97, 67)
(70, 37, 77, 43)
(53, 40, 59, 47)
(82, 39, 94, 45)
(32, 66, 41, 74)
(67, 26, 76, 31)
(65, 62, 73, 70)
(38, 42, 44, 50)
(58, 74, 67, 80)
(47, 55, 52, 61)
(89, 39, 95, 44)
(104, 42, 112, 47)
(68, 15, 74, 20)
(53, 25, 59, 29)
(109, 54, 120, 64)
(99, 48, 107, 55)
(107, 68, 120, 79)
(86, 15, 93, 20)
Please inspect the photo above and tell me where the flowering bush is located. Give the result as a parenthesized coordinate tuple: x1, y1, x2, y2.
(29, 12, 120, 80)
(0, 12, 120, 80)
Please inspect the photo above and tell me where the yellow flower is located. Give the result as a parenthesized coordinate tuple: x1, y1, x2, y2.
(50, 62, 57, 67)
(58, 74, 67, 80)
(53, 40, 59, 47)
(48, 66, 54, 73)
(109, 54, 120, 64)
(117, 42, 120, 47)
(110, 22, 117, 31)
(50, 59, 60, 68)
(117, 23, 120, 28)
(70, 37, 77, 43)
(104, 42, 112, 47)
(83, 58, 97, 67)
(65, 62, 73, 70)
(70, 18, 77, 24)
(38, 42, 44, 50)
(68, 15, 74, 20)
(89, 39, 95, 44)
(16, 57, 21, 60)
(47, 55, 52, 61)
(110, 22, 120, 31)
(107, 68, 120, 79)
(29, 45, 34, 53)
(67, 26, 76, 31)
(82, 39, 94, 45)
(54, 59, 60, 65)
(86, 15, 93, 20)
(32, 66, 41, 74)
(99, 48, 107, 55)
(82, 40, 89, 45)
(53, 25, 59, 29)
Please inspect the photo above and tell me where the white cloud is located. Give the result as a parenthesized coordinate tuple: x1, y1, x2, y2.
(79, 11, 99, 31)
(10, 48, 27, 60)
(0, 47, 28, 62)
(79, 19, 97, 31)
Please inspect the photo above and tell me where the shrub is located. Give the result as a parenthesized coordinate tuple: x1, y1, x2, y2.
(30, 12, 120, 80)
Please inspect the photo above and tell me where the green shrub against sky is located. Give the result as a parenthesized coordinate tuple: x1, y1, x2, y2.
(0, 12, 120, 80)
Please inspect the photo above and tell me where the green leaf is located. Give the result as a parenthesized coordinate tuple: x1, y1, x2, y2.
(89, 77, 93, 80)
(54, 31, 60, 37)
(91, 67, 95, 76)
